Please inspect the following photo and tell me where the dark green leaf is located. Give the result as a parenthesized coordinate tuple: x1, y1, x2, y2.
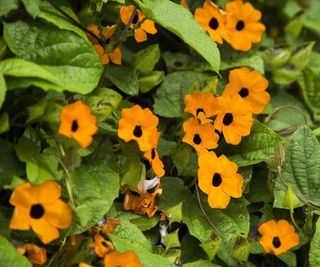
(309, 218, 320, 267)
(72, 140, 120, 233)
(154, 71, 209, 118)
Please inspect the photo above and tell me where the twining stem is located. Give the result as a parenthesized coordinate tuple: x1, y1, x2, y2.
(264, 105, 308, 125)
(56, 140, 76, 208)
(195, 183, 223, 240)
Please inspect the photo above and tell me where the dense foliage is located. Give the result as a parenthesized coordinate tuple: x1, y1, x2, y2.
(0, 0, 320, 266)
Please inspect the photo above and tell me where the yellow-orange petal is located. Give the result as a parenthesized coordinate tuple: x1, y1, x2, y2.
(33, 181, 61, 204)
(9, 206, 31, 230)
(208, 186, 230, 208)
(18, 244, 47, 265)
(44, 199, 72, 229)
(141, 19, 157, 34)
(134, 28, 148, 42)
(109, 47, 122, 65)
(31, 218, 60, 244)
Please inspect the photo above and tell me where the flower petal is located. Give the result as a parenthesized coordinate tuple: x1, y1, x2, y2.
(44, 199, 72, 229)
(31, 218, 60, 244)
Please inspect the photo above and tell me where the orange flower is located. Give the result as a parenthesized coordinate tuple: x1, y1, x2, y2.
(104, 250, 143, 267)
(194, 0, 231, 44)
(184, 90, 219, 124)
(225, 0, 265, 51)
(223, 67, 270, 114)
(198, 152, 243, 208)
(258, 220, 299, 256)
(120, 5, 157, 43)
(143, 130, 165, 177)
(118, 105, 159, 152)
(17, 244, 47, 265)
(100, 218, 121, 234)
(182, 117, 219, 154)
(123, 183, 162, 217)
(90, 234, 114, 258)
(214, 94, 253, 145)
(58, 100, 98, 148)
(9, 181, 72, 244)
(87, 24, 122, 65)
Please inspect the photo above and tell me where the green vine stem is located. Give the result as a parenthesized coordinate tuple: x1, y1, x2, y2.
(195, 183, 224, 240)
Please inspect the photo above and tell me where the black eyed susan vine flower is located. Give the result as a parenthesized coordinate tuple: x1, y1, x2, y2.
(258, 220, 300, 255)
(58, 100, 98, 148)
(184, 90, 219, 124)
(86, 24, 122, 65)
(214, 93, 253, 145)
(182, 117, 219, 155)
(90, 234, 114, 258)
(17, 244, 47, 265)
(223, 67, 270, 114)
(9, 181, 72, 244)
(120, 5, 157, 43)
(117, 104, 159, 152)
(104, 250, 143, 267)
(225, 0, 266, 51)
(143, 129, 165, 177)
(198, 152, 243, 209)
(194, 0, 231, 44)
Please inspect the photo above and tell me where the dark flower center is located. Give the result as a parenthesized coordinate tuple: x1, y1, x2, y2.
(193, 134, 202, 145)
(236, 20, 245, 31)
(196, 108, 205, 116)
(71, 120, 79, 132)
(212, 173, 222, 187)
(209, 17, 219, 30)
(239, 88, 249, 98)
(151, 148, 156, 160)
(129, 190, 141, 197)
(223, 113, 233, 126)
(132, 13, 139, 24)
(101, 241, 111, 248)
(30, 204, 45, 219)
(133, 125, 142, 137)
(272, 236, 281, 248)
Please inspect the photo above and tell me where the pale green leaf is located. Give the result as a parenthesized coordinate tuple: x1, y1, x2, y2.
(183, 260, 221, 267)
(0, 236, 32, 267)
(133, 0, 220, 72)
(132, 44, 160, 74)
(0, 112, 9, 134)
(108, 234, 174, 267)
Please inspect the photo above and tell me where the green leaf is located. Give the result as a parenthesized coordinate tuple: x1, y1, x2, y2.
(132, 44, 160, 74)
(200, 237, 221, 261)
(72, 140, 120, 233)
(38, 0, 87, 39)
(3, 20, 102, 94)
(133, 0, 220, 72)
(0, 112, 9, 134)
(272, 64, 301, 85)
(120, 153, 144, 190)
(83, 88, 122, 122)
(26, 98, 47, 123)
(164, 229, 180, 251)
(220, 53, 264, 74)
(0, 236, 32, 267)
(0, 74, 6, 108)
(0, 37, 7, 60)
(154, 71, 209, 118)
(183, 260, 221, 267)
(189, 76, 218, 94)
(226, 120, 281, 167)
(0, 138, 24, 188)
(139, 71, 164, 93)
(105, 65, 139, 95)
(21, 0, 40, 17)
(309, 218, 320, 267)
(288, 42, 314, 70)
(282, 183, 303, 210)
(159, 177, 250, 242)
(112, 220, 152, 251)
(15, 137, 63, 184)
(0, 0, 19, 17)
(130, 216, 159, 231)
(108, 234, 174, 267)
(165, 202, 183, 224)
(298, 65, 320, 121)
(282, 125, 320, 206)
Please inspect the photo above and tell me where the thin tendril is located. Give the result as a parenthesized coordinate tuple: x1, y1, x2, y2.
(264, 105, 308, 125)
(195, 183, 223, 240)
